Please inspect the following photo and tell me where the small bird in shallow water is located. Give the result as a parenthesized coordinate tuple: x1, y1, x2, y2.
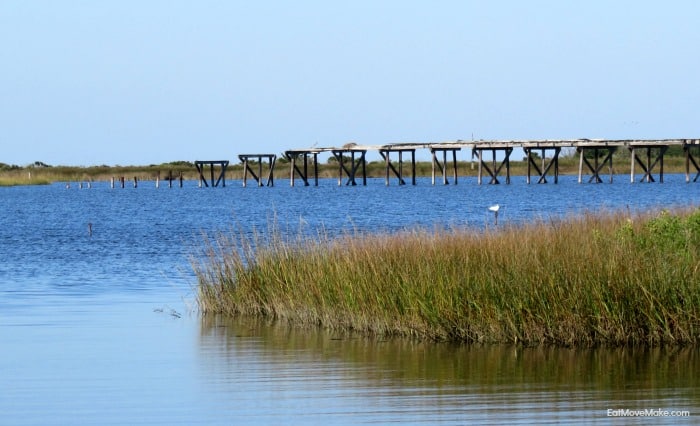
(488, 204, 500, 225)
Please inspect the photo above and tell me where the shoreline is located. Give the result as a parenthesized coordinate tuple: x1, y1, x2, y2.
(194, 208, 700, 347)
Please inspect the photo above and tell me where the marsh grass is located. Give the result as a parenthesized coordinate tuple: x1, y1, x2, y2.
(194, 209, 700, 346)
(0, 173, 52, 186)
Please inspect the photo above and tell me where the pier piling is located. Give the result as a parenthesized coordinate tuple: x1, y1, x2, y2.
(195, 160, 229, 187)
(238, 154, 276, 187)
(379, 148, 416, 185)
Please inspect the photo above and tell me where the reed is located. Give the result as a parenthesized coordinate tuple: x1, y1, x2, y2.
(0, 174, 52, 186)
(194, 209, 700, 346)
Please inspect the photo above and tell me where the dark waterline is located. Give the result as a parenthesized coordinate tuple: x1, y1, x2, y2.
(1, 177, 699, 424)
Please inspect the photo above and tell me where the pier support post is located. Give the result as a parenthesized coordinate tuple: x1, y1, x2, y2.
(195, 160, 230, 187)
(523, 146, 561, 184)
(430, 148, 460, 185)
(575, 146, 616, 183)
(472, 146, 512, 184)
(285, 151, 320, 187)
(628, 145, 668, 183)
(684, 141, 700, 183)
(239, 154, 276, 187)
(331, 149, 367, 186)
(379, 148, 416, 185)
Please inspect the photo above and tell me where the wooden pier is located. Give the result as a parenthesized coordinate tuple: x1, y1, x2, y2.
(284, 139, 700, 185)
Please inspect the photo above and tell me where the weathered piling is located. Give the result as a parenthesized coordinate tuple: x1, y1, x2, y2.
(629, 144, 668, 183)
(331, 148, 367, 186)
(195, 160, 229, 187)
(472, 144, 513, 184)
(683, 140, 700, 183)
(285, 150, 320, 187)
(523, 145, 561, 184)
(576, 144, 617, 183)
(430, 147, 460, 185)
(238, 154, 276, 187)
(379, 148, 416, 185)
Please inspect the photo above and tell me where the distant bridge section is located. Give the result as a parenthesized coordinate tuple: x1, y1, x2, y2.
(282, 139, 700, 186)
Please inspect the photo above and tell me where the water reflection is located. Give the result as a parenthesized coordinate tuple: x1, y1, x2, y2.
(199, 316, 698, 424)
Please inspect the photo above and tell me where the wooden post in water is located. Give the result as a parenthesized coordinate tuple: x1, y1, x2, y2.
(313, 153, 318, 186)
(133, 177, 138, 188)
(290, 154, 296, 187)
(384, 151, 391, 186)
(111, 177, 115, 189)
(242, 158, 249, 187)
(594, 149, 600, 183)
(337, 152, 343, 186)
(120, 177, 125, 188)
(452, 149, 458, 184)
(156, 172, 160, 189)
(442, 149, 448, 185)
(477, 150, 483, 185)
(578, 150, 584, 183)
(413, 151, 417, 185)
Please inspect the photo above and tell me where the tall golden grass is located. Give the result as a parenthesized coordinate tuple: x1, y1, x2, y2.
(193, 210, 700, 346)
(195, 209, 700, 346)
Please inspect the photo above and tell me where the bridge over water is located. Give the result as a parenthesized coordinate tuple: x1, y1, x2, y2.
(213, 139, 700, 187)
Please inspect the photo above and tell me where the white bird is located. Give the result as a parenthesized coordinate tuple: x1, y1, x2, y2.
(488, 204, 500, 225)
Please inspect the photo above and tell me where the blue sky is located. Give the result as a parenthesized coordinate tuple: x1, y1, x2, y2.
(1, 1, 699, 166)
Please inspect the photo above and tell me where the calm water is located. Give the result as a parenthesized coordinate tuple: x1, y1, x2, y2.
(1, 176, 699, 424)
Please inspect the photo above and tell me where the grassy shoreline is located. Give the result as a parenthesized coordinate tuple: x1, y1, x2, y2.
(194, 209, 700, 347)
